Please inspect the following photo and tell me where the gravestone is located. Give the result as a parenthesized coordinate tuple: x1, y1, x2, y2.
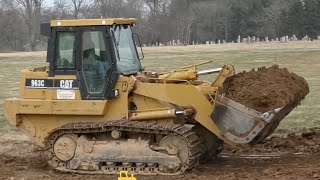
(292, 34, 298, 41)
(285, 36, 289, 42)
(302, 35, 309, 41)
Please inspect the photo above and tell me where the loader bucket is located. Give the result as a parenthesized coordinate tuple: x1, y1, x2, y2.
(211, 94, 299, 145)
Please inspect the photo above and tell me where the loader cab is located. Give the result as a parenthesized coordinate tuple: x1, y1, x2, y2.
(41, 18, 142, 100)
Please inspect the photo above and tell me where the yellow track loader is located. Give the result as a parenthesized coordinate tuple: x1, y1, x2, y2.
(4, 18, 303, 175)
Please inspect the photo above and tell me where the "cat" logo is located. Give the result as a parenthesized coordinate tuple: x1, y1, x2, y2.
(60, 80, 74, 89)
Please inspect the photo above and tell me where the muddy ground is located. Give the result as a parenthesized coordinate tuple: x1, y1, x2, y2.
(1, 128, 320, 180)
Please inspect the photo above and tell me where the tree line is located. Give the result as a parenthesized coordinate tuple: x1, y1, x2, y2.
(0, 0, 319, 51)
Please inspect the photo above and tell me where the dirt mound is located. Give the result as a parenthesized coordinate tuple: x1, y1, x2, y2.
(259, 129, 320, 153)
(224, 65, 309, 112)
(226, 128, 320, 154)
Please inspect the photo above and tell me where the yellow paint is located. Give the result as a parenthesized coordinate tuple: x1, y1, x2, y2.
(51, 18, 137, 27)
(211, 64, 235, 87)
(4, 57, 238, 148)
(118, 171, 137, 180)
(133, 82, 225, 139)
(158, 66, 198, 81)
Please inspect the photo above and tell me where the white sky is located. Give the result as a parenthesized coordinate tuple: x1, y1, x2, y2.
(43, 0, 54, 7)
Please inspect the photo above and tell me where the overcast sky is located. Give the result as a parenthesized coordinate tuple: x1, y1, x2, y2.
(44, 0, 54, 7)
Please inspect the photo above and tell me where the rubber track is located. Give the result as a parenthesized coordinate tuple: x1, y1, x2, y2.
(44, 120, 202, 175)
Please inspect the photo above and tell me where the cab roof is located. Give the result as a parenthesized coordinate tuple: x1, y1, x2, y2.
(50, 18, 137, 27)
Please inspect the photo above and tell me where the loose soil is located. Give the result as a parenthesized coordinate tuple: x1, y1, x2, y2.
(224, 65, 309, 113)
(1, 128, 320, 179)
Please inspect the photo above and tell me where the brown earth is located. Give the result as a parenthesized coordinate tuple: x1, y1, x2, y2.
(224, 65, 309, 112)
(1, 128, 320, 180)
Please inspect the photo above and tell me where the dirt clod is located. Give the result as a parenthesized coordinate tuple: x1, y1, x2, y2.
(224, 65, 309, 112)
(302, 131, 316, 138)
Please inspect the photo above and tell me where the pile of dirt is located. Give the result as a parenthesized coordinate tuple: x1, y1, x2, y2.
(224, 65, 309, 112)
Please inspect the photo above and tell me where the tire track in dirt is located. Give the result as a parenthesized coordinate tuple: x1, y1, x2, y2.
(1, 128, 320, 179)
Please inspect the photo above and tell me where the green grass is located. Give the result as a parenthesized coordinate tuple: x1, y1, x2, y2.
(0, 43, 319, 134)
(142, 45, 320, 134)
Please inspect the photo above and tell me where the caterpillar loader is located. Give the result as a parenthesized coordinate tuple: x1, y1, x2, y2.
(4, 18, 301, 175)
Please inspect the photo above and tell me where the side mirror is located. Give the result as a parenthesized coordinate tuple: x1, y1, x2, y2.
(40, 23, 51, 37)
(132, 33, 144, 60)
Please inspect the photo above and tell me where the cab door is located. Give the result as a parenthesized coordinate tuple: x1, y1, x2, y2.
(78, 26, 119, 100)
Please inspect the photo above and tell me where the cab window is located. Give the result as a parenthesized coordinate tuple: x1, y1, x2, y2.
(114, 25, 140, 75)
(55, 32, 76, 69)
(82, 31, 108, 93)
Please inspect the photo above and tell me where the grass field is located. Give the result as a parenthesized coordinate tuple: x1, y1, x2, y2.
(0, 41, 319, 134)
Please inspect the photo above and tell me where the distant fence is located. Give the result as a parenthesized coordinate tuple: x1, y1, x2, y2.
(143, 35, 320, 47)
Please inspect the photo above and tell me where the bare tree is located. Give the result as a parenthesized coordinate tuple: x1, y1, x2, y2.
(0, 0, 317, 51)
(0, 0, 5, 11)
(169, 0, 196, 44)
(52, 0, 93, 19)
(121, 0, 144, 18)
(53, 0, 71, 19)
(92, 0, 124, 18)
(71, 0, 85, 18)
(223, 0, 232, 41)
(143, 0, 170, 43)
(4, 0, 43, 50)
(257, 0, 291, 38)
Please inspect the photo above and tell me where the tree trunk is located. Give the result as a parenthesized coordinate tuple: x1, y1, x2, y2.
(224, 0, 231, 42)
